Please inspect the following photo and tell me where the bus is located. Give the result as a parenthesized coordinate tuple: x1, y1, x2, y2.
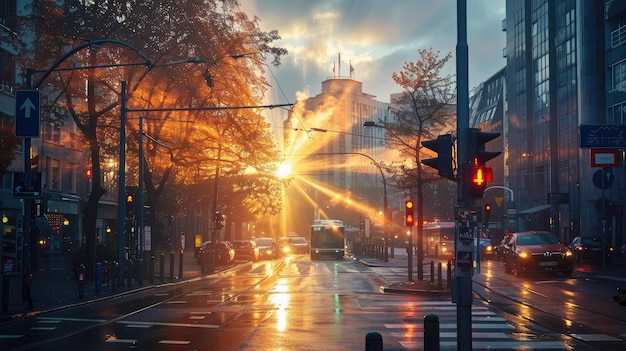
(423, 221, 456, 259)
(310, 219, 345, 260)
(423, 221, 494, 260)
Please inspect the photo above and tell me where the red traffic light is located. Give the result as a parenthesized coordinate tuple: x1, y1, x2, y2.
(405, 200, 414, 226)
(468, 165, 492, 197)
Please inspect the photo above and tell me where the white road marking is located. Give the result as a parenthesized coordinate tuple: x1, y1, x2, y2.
(159, 340, 191, 345)
(117, 320, 219, 329)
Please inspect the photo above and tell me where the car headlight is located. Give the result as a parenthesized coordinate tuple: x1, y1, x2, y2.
(518, 251, 529, 259)
(565, 250, 573, 257)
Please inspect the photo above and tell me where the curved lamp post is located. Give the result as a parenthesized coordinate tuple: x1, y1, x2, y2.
(314, 151, 389, 262)
(23, 39, 152, 283)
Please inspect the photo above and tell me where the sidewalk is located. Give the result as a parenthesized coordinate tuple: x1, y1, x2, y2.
(1, 250, 204, 322)
(356, 251, 452, 295)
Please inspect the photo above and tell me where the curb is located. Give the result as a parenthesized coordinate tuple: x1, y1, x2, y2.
(380, 285, 451, 296)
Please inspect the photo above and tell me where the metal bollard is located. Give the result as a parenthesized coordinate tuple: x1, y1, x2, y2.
(438, 262, 443, 290)
(178, 252, 184, 279)
(169, 252, 174, 282)
(2, 274, 10, 312)
(112, 261, 118, 292)
(447, 260, 452, 288)
(430, 261, 435, 283)
(149, 256, 154, 284)
(159, 254, 165, 283)
(95, 262, 102, 293)
(365, 331, 383, 351)
(78, 264, 86, 299)
(424, 314, 440, 351)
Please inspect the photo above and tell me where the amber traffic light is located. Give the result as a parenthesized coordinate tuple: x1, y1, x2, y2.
(405, 200, 414, 227)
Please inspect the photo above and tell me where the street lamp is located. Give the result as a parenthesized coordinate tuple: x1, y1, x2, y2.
(22, 39, 153, 283)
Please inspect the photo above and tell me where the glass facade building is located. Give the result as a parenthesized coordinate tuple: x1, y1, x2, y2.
(505, 0, 626, 249)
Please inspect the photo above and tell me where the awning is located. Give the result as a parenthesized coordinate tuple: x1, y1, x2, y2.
(517, 204, 551, 215)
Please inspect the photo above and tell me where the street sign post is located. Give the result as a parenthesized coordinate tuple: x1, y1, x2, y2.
(14, 90, 41, 138)
(12, 172, 42, 198)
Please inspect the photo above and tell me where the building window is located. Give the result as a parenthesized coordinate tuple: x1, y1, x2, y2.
(46, 157, 60, 191)
(612, 61, 626, 91)
(609, 103, 626, 124)
(611, 24, 626, 48)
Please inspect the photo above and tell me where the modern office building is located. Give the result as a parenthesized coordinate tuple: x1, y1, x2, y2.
(284, 69, 398, 237)
(504, 0, 626, 249)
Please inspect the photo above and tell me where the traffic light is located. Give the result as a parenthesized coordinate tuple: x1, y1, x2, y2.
(214, 211, 225, 230)
(469, 128, 501, 165)
(484, 203, 491, 222)
(421, 134, 454, 179)
(465, 163, 492, 197)
(405, 200, 414, 226)
(464, 128, 501, 199)
(85, 169, 92, 181)
(125, 192, 134, 218)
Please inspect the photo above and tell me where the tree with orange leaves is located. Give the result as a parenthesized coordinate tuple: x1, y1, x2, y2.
(378, 48, 456, 281)
(17, 0, 287, 276)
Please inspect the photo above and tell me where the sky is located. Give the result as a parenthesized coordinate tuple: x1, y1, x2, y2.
(240, 0, 507, 121)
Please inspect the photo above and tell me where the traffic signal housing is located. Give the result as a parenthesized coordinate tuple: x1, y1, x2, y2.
(421, 134, 454, 179)
(465, 164, 493, 197)
(464, 128, 501, 199)
(484, 203, 491, 222)
(125, 192, 135, 218)
(214, 211, 225, 230)
(405, 200, 414, 226)
(469, 128, 501, 165)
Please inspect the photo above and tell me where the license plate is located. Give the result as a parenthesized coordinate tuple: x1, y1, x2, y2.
(539, 261, 557, 267)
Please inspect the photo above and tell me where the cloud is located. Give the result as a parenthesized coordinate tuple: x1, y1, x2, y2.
(243, 0, 506, 106)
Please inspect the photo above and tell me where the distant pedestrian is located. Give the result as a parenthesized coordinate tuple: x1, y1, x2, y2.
(24, 273, 33, 309)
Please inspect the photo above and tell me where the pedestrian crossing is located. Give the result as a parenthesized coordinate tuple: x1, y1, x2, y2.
(365, 300, 571, 350)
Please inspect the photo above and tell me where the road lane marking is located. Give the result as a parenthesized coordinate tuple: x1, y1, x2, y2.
(570, 333, 623, 342)
(117, 320, 220, 328)
(105, 337, 137, 344)
(30, 327, 56, 331)
(159, 340, 191, 345)
(0, 334, 24, 339)
(38, 317, 105, 323)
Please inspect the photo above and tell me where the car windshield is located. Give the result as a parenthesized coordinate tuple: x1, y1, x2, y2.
(290, 237, 307, 244)
(234, 241, 251, 248)
(517, 234, 559, 245)
(255, 238, 273, 246)
(580, 237, 602, 245)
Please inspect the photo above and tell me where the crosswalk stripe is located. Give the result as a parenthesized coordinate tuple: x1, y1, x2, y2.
(399, 340, 569, 349)
(385, 323, 513, 330)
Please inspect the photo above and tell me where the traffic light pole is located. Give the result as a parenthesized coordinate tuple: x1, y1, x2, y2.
(455, 0, 473, 349)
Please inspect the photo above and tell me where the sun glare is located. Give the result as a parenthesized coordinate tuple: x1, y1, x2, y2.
(276, 163, 292, 178)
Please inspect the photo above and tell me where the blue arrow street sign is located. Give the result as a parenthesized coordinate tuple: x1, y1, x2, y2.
(15, 90, 41, 138)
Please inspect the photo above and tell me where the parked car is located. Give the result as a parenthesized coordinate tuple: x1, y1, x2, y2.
(503, 231, 574, 276)
(254, 237, 278, 259)
(478, 233, 494, 260)
(199, 241, 235, 266)
(232, 240, 260, 261)
(280, 236, 310, 254)
(570, 236, 613, 263)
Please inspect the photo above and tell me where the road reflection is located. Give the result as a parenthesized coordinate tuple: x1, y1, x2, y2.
(269, 278, 291, 332)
